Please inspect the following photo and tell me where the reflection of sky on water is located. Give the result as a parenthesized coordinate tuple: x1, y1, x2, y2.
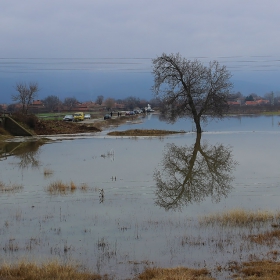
(1, 115, 280, 278)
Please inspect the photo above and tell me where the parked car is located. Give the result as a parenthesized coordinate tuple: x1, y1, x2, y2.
(73, 112, 84, 121)
(125, 111, 135, 116)
(63, 114, 74, 121)
(84, 114, 91, 119)
(104, 114, 111, 120)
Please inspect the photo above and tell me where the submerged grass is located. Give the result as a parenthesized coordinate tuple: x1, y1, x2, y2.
(47, 180, 68, 194)
(43, 167, 53, 176)
(0, 181, 23, 193)
(137, 267, 214, 280)
(70, 180, 77, 191)
(0, 260, 107, 280)
(248, 229, 280, 245)
(80, 182, 89, 192)
(199, 208, 280, 227)
(46, 180, 89, 195)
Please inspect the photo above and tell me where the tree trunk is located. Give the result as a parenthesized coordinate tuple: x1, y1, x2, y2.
(195, 119, 202, 134)
(193, 115, 202, 133)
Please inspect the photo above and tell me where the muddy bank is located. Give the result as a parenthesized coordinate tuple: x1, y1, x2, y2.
(0, 114, 141, 137)
(33, 119, 101, 135)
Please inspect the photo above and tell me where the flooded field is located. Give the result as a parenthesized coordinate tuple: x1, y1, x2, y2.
(1, 114, 280, 279)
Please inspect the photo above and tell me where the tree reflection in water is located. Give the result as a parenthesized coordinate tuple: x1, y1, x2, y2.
(0, 140, 45, 169)
(154, 133, 237, 210)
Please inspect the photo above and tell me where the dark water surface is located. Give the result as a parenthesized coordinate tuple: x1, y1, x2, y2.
(1, 114, 280, 279)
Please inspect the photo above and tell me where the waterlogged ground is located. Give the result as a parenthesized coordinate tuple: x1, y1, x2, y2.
(1, 114, 280, 279)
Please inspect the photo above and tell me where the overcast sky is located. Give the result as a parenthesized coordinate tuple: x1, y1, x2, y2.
(1, 0, 280, 103)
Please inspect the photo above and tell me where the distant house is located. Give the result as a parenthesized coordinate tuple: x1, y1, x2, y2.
(237, 97, 245, 105)
(0, 104, 7, 111)
(29, 100, 44, 108)
(114, 102, 125, 110)
(228, 101, 240, 106)
(245, 99, 270, 106)
(256, 99, 270, 105)
(28, 100, 45, 113)
(74, 102, 89, 111)
(245, 101, 258, 106)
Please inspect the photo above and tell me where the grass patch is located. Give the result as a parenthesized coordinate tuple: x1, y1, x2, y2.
(0, 260, 106, 280)
(229, 260, 280, 279)
(107, 129, 185, 136)
(199, 208, 280, 227)
(262, 111, 280, 116)
(137, 267, 214, 280)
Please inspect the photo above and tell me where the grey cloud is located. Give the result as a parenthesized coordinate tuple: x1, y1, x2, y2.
(1, 0, 280, 103)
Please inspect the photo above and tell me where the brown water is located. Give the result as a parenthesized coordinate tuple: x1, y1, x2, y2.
(1, 115, 280, 279)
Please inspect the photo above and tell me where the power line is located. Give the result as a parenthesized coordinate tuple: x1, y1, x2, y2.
(1, 56, 280, 73)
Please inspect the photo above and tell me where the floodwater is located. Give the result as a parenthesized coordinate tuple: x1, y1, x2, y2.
(1, 114, 280, 279)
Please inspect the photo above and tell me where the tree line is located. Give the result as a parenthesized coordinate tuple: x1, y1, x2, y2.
(3, 87, 160, 115)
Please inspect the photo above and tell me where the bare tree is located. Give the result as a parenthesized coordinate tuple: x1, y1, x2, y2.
(104, 98, 115, 111)
(152, 53, 233, 133)
(123, 96, 140, 110)
(95, 95, 104, 105)
(7, 104, 17, 113)
(12, 82, 39, 114)
(43, 95, 61, 112)
(63, 97, 78, 110)
(228, 91, 243, 101)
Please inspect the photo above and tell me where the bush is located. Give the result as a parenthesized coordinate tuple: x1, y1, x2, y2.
(26, 115, 37, 128)
(11, 113, 39, 129)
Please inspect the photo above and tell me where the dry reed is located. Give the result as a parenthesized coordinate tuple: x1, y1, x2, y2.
(199, 208, 280, 227)
(0, 260, 105, 280)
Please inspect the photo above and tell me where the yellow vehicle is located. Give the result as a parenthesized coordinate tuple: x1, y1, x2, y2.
(73, 112, 84, 121)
